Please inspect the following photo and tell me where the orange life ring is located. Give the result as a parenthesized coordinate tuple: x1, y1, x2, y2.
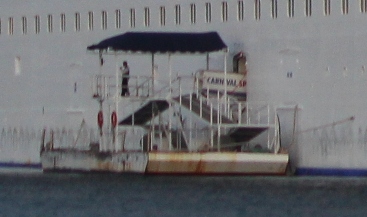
(97, 111, 103, 128)
(111, 111, 117, 128)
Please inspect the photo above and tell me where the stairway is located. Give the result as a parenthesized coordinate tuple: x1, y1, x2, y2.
(119, 100, 169, 125)
(173, 94, 233, 124)
(118, 95, 270, 150)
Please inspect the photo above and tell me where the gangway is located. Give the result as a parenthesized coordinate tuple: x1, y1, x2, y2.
(119, 100, 169, 125)
(173, 94, 233, 124)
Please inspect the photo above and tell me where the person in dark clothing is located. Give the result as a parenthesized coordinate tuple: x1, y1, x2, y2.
(120, 61, 130, 96)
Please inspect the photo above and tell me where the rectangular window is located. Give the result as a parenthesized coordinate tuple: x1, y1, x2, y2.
(130, 8, 135, 28)
(160, 6, 166, 26)
(47, 14, 53, 32)
(324, 0, 331, 15)
(362, 0, 367, 12)
(238, 1, 244, 21)
(288, 0, 294, 17)
(175, 4, 181, 25)
(222, 2, 228, 22)
(22, 16, 27, 34)
(305, 0, 312, 16)
(255, 0, 261, 20)
(88, 11, 94, 30)
(102, 11, 107, 30)
(115, 10, 121, 29)
(342, 0, 349, 14)
(35, 15, 40, 34)
(75, 13, 80, 31)
(0, 19, 2, 35)
(271, 0, 278, 18)
(8, 17, 13, 35)
(60, 13, 66, 32)
(144, 7, 150, 27)
(205, 2, 212, 23)
(190, 4, 196, 24)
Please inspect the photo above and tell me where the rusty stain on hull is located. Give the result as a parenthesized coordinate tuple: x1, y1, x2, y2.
(147, 152, 289, 175)
(41, 150, 288, 175)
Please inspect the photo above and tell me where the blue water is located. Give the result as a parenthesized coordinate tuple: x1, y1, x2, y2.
(0, 174, 366, 217)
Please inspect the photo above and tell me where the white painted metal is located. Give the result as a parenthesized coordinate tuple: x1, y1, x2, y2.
(4, 0, 366, 173)
(147, 152, 288, 174)
(41, 151, 148, 173)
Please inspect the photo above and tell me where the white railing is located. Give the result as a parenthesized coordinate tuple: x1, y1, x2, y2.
(41, 127, 99, 151)
(91, 74, 153, 99)
(90, 72, 280, 153)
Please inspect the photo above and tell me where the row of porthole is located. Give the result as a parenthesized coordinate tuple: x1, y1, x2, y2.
(2, 0, 367, 36)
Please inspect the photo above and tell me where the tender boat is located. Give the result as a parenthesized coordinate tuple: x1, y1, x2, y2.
(40, 32, 289, 175)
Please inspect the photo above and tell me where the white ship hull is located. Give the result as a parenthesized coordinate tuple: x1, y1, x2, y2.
(1, 0, 367, 176)
(41, 150, 148, 173)
(40, 150, 288, 175)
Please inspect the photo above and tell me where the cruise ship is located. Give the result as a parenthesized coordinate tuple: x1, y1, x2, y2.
(1, 0, 367, 176)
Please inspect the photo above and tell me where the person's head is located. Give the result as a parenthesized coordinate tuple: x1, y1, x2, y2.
(123, 61, 128, 67)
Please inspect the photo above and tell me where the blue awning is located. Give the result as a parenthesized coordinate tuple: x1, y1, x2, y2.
(87, 32, 227, 54)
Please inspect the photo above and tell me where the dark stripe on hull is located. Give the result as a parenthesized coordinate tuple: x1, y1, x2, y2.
(0, 162, 42, 169)
(296, 168, 367, 177)
(43, 169, 286, 176)
(145, 172, 286, 176)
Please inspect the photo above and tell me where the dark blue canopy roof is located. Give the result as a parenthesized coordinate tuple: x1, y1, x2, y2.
(87, 32, 227, 53)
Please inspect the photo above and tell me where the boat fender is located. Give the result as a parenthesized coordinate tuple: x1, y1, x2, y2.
(98, 111, 103, 128)
(111, 111, 117, 128)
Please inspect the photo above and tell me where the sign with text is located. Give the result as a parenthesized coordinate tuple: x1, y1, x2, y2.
(197, 70, 247, 98)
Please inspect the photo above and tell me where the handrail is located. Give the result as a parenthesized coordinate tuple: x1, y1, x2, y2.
(90, 72, 279, 153)
(91, 74, 153, 99)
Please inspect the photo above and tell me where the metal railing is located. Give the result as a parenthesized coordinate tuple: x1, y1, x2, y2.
(91, 74, 153, 100)
(90, 72, 280, 153)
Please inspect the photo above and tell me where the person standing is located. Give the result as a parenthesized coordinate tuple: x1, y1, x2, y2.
(120, 61, 130, 96)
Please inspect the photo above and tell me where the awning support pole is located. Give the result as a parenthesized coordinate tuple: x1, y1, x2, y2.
(206, 53, 209, 70)
(224, 49, 228, 113)
(169, 53, 172, 96)
(114, 52, 119, 152)
(152, 53, 155, 96)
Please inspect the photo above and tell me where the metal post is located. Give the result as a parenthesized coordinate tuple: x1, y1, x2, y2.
(210, 125, 214, 149)
(206, 53, 209, 70)
(217, 91, 221, 152)
(114, 53, 119, 152)
(217, 91, 220, 124)
(98, 51, 104, 152)
(217, 126, 220, 152)
(168, 101, 172, 151)
(210, 102, 213, 125)
(224, 49, 228, 114)
(246, 102, 249, 125)
(238, 102, 242, 124)
(152, 54, 155, 95)
(195, 73, 199, 97)
(206, 87, 209, 102)
(169, 53, 172, 97)
(135, 76, 138, 97)
(189, 94, 192, 147)
(179, 77, 182, 104)
(200, 95, 202, 118)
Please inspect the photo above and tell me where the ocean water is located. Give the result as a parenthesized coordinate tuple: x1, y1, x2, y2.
(0, 173, 366, 217)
